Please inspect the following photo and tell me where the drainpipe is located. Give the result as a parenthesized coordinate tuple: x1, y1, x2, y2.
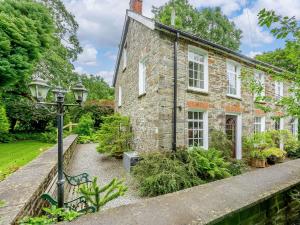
(172, 32, 179, 152)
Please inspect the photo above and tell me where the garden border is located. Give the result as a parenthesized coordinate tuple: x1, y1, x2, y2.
(0, 134, 78, 225)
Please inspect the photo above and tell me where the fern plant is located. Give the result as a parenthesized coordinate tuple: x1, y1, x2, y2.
(186, 147, 231, 181)
(79, 177, 127, 211)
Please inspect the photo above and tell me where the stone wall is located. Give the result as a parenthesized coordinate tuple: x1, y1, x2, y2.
(0, 135, 78, 225)
(115, 18, 162, 152)
(63, 158, 300, 225)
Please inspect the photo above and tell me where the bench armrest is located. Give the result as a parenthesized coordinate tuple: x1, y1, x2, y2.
(64, 172, 92, 186)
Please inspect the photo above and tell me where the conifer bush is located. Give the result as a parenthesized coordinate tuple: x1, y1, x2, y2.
(96, 114, 132, 158)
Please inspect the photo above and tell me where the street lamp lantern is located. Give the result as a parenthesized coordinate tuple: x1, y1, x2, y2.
(28, 78, 50, 102)
(28, 77, 87, 209)
(72, 82, 88, 104)
(52, 86, 67, 101)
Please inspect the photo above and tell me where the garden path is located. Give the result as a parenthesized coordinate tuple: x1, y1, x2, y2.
(67, 144, 144, 210)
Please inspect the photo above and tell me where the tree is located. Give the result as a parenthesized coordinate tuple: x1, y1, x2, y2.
(153, 0, 242, 50)
(0, 0, 56, 88)
(0, 104, 9, 133)
(81, 75, 114, 100)
(255, 9, 300, 116)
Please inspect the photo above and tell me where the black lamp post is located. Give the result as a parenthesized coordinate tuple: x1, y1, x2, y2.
(28, 78, 88, 208)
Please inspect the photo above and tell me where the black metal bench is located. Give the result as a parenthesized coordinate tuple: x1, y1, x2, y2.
(41, 172, 96, 213)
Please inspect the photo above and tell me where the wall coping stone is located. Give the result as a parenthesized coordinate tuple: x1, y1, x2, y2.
(0, 135, 78, 225)
(64, 158, 300, 225)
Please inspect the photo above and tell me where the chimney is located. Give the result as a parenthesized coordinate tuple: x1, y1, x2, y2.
(130, 0, 143, 14)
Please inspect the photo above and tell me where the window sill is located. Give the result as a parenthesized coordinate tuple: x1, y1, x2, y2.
(138, 93, 146, 98)
(226, 94, 242, 101)
(187, 88, 209, 95)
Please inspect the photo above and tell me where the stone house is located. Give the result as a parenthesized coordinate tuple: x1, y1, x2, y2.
(113, 0, 298, 159)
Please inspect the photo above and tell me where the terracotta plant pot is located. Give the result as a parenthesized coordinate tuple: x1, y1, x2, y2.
(251, 158, 266, 168)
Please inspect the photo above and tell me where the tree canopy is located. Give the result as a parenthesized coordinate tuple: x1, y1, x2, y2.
(255, 9, 300, 116)
(0, 0, 56, 88)
(153, 0, 242, 51)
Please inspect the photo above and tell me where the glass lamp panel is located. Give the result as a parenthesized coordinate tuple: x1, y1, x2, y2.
(29, 85, 37, 98)
(37, 85, 50, 101)
(82, 91, 88, 103)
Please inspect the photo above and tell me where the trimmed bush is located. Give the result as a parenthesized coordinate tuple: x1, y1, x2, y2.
(96, 114, 132, 158)
(0, 105, 9, 133)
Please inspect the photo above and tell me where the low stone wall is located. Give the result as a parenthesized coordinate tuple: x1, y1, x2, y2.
(0, 135, 78, 225)
(64, 158, 300, 225)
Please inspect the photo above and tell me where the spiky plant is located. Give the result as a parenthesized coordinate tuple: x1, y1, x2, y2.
(79, 177, 127, 211)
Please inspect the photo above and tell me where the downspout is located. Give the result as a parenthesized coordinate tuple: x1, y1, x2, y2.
(172, 32, 179, 152)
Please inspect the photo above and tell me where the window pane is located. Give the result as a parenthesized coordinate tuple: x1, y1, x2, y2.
(188, 112, 193, 119)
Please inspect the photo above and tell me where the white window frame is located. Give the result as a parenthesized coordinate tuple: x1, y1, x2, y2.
(123, 45, 127, 70)
(118, 86, 122, 107)
(274, 117, 284, 131)
(187, 110, 208, 149)
(254, 116, 265, 133)
(275, 81, 284, 100)
(187, 46, 209, 92)
(226, 60, 241, 98)
(290, 117, 298, 137)
(138, 58, 146, 96)
(254, 71, 265, 100)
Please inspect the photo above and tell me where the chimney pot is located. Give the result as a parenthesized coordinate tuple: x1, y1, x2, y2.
(130, 0, 143, 14)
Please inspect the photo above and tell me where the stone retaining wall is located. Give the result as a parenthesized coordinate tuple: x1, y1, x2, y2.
(0, 135, 78, 225)
(64, 158, 300, 225)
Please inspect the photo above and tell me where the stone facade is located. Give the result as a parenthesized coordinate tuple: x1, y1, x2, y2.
(115, 17, 295, 156)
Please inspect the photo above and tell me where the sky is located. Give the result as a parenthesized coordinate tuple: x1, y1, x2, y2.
(63, 0, 300, 85)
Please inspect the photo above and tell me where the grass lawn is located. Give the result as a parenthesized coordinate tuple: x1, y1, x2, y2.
(0, 141, 53, 181)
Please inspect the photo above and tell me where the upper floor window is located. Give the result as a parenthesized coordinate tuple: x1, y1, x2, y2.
(275, 81, 283, 100)
(188, 46, 208, 92)
(227, 60, 241, 98)
(254, 71, 265, 99)
(118, 86, 122, 107)
(123, 44, 127, 70)
(254, 116, 265, 133)
(138, 59, 146, 96)
(188, 111, 208, 149)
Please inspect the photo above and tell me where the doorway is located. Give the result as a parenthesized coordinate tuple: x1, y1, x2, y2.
(225, 115, 237, 158)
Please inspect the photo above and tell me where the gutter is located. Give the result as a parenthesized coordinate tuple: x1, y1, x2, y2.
(172, 32, 179, 152)
(155, 22, 285, 73)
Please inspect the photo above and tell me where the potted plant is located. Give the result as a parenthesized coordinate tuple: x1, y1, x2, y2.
(263, 147, 286, 164)
(250, 150, 266, 168)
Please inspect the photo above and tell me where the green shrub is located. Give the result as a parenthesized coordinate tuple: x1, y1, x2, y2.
(227, 159, 248, 176)
(19, 206, 81, 224)
(263, 147, 286, 158)
(96, 114, 132, 158)
(209, 129, 233, 159)
(187, 147, 231, 181)
(39, 130, 57, 144)
(287, 148, 300, 159)
(0, 133, 15, 143)
(79, 177, 127, 212)
(250, 150, 266, 160)
(0, 105, 9, 133)
(75, 114, 95, 136)
(132, 151, 203, 197)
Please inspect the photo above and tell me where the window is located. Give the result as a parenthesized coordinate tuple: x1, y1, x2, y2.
(188, 111, 208, 149)
(254, 71, 265, 100)
(123, 45, 127, 70)
(138, 59, 146, 95)
(227, 61, 241, 97)
(290, 118, 298, 137)
(188, 46, 208, 91)
(275, 81, 283, 100)
(254, 117, 265, 133)
(274, 118, 284, 130)
(118, 86, 122, 107)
